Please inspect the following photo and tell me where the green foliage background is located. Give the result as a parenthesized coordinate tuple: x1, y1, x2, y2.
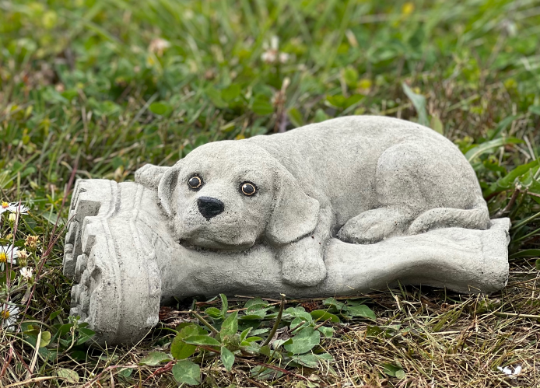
(2, 0, 540, 252)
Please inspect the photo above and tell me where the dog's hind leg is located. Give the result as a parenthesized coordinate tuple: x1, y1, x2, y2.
(337, 206, 414, 244)
(408, 199, 490, 234)
(339, 140, 486, 243)
(338, 142, 430, 244)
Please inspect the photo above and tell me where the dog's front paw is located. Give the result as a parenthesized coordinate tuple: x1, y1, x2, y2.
(338, 208, 411, 244)
(278, 243, 326, 287)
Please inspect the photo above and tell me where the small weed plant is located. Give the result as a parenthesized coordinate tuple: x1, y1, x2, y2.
(137, 294, 376, 385)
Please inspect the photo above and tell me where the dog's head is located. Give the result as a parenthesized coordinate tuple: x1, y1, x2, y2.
(158, 141, 319, 250)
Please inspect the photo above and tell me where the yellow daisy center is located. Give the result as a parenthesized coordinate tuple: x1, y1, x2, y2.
(1, 202, 8, 209)
(1, 310, 9, 319)
(0, 252, 6, 263)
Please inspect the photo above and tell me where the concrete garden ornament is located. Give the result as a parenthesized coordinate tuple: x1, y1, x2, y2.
(63, 116, 510, 345)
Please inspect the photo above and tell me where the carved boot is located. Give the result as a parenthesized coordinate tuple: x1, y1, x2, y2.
(64, 179, 162, 345)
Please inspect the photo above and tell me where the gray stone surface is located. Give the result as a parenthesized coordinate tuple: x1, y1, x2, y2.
(64, 179, 162, 345)
(64, 116, 510, 345)
(143, 116, 491, 287)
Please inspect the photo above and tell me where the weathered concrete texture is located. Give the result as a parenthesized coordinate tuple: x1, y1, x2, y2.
(159, 218, 510, 300)
(149, 116, 491, 287)
(65, 178, 509, 345)
(63, 116, 511, 345)
(64, 179, 162, 345)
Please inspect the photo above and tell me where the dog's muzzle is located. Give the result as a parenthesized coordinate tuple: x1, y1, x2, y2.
(197, 196, 225, 220)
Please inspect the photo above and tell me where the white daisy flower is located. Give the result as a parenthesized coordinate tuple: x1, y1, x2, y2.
(8, 202, 29, 215)
(0, 201, 28, 222)
(20, 267, 33, 280)
(1, 303, 20, 332)
(148, 38, 171, 56)
(497, 364, 522, 377)
(17, 249, 29, 259)
(261, 36, 289, 64)
(0, 245, 19, 270)
(0, 201, 10, 219)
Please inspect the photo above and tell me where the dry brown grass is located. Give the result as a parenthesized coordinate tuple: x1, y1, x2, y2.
(325, 265, 540, 387)
(1, 264, 538, 388)
(85, 263, 540, 387)
(201, 261, 539, 387)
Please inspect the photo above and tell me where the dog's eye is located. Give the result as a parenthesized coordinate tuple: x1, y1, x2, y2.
(188, 175, 203, 190)
(241, 182, 257, 196)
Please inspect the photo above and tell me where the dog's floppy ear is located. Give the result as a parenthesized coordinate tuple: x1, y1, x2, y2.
(266, 167, 320, 245)
(157, 162, 183, 217)
(135, 164, 170, 189)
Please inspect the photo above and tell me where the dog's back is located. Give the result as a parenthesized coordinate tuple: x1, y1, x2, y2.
(247, 116, 489, 232)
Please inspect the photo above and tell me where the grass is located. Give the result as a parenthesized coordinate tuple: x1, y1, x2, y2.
(1, 0, 540, 386)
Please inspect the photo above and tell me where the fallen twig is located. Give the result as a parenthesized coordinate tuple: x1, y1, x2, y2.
(6, 376, 60, 387)
(493, 312, 540, 319)
(493, 184, 521, 218)
(190, 310, 219, 335)
(262, 294, 286, 347)
(27, 330, 41, 379)
(143, 360, 175, 383)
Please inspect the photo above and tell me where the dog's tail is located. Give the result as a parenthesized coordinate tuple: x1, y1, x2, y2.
(408, 199, 490, 235)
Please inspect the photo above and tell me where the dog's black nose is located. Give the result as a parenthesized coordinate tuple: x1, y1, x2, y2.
(197, 197, 225, 219)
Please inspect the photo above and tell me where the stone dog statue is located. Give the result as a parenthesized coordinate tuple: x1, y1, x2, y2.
(136, 116, 490, 287)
